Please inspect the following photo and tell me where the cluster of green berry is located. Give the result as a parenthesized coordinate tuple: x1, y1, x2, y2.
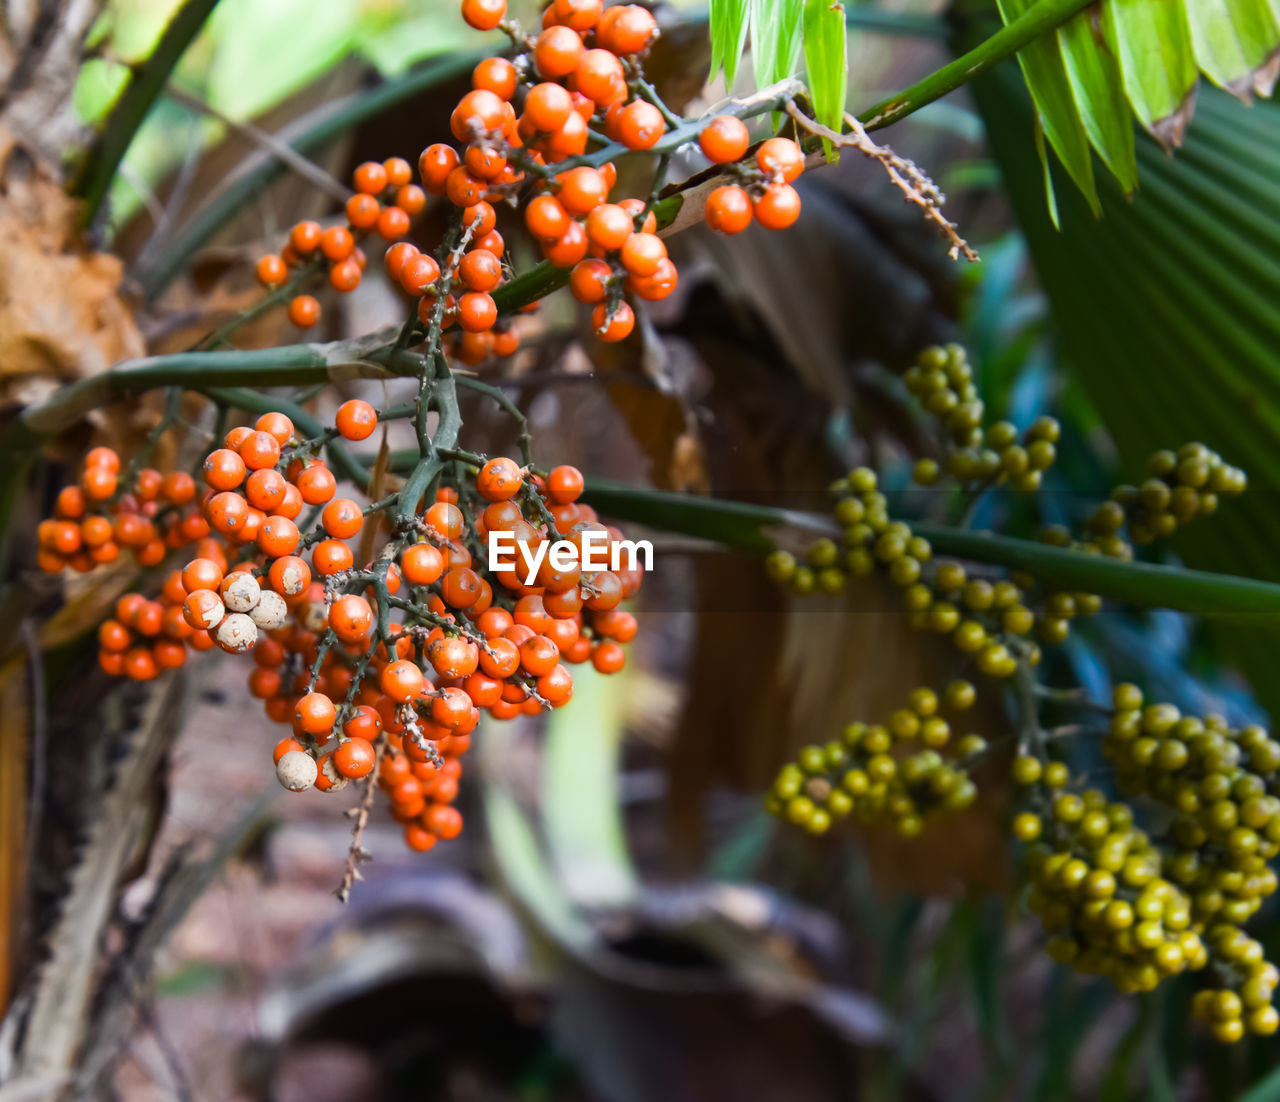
(765, 680, 984, 837)
(766, 468, 1042, 678)
(905, 344, 1059, 491)
(1083, 442, 1247, 551)
(1012, 756, 1210, 996)
(1105, 684, 1280, 1039)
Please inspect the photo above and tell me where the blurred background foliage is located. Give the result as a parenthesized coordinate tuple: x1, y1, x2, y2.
(4, 0, 1280, 1099)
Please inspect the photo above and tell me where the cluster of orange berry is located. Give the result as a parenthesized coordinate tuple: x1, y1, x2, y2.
(38, 399, 642, 854)
(36, 448, 201, 576)
(255, 0, 806, 350)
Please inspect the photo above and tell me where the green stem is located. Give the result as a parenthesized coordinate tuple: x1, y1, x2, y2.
(580, 479, 1280, 621)
(73, 0, 221, 224)
(857, 0, 1094, 132)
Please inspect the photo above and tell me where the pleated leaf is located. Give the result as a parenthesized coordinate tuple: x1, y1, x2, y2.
(971, 61, 1280, 715)
(1057, 6, 1139, 193)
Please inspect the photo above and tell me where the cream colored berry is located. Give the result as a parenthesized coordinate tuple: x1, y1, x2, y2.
(302, 600, 328, 633)
(249, 589, 288, 629)
(220, 571, 262, 612)
(214, 612, 258, 653)
(276, 750, 317, 792)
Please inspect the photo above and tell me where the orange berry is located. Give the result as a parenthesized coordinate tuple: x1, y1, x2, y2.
(321, 226, 354, 262)
(525, 194, 571, 241)
(353, 160, 388, 195)
(591, 301, 635, 342)
(258, 515, 300, 557)
(288, 294, 321, 327)
(756, 137, 805, 182)
(345, 193, 381, 230)
(534, 25, 584, 79)
(381, 659, 425, 703)
(628, 256, 678, 301)
(424, 501, 464, 540)
(574, 48, 625, 106)
(547, 465, 585, 504)
(419, 143, 460, 194)
(585, 203, 633, 251)
(384, 241, 420, 282)
(396, 184, 426, 215)
(336, 399, 378, 441)
(699, 115, 750, 163)
(476, 457, 523, 501)
(592, 640, 626, 673)
(256, 254, 288, 287)
(329, 594, 373, 643)
(523, 82, 573, 132)
(290, 220, 323, 253)
(619, 232, 666, 276)
(334, 737, 376, 779)
(400, 253, 442, 296)
(376, 205, 411, 240)
(462, 201, 497, 236)
(704, 185, 753, 234)
(322, 498, 364, 539)
(569, 258, 612, 303)
(237, 430, 281, 471)
(401, 543, 445, 586)
(554, 0, 601, 31)
(459, 249, 502, 292)
(618, 101, 664, 150)
(246, 468, 287, 511)
(458, 291, 497, 332)
(445, 166, 487, 208)
(255, 411, 295, 446)
(451, 89, 507, 142)
(268, 554, 311, 596)
(203, 448, 246, 490)
(313, 539, 354, 576)
(556, 166, 610, 216)
(295, 691, 336, 735)
(295, 464, 337, 505)
(597, 4, 656, 53)
(473, 56, 517, 100)
(752, 183, 801, 230)
(460, 0, 506, 31)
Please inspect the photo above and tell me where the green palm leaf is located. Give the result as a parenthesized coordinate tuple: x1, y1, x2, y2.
(971, 59, 1280, 712)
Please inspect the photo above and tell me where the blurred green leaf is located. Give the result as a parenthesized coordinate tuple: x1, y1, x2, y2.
(542, 667, 639, 909)
(997, 0, 1100, 215)
(803, 0, 848, 157)
(750, 0, 803, 92)
(1102, 0, 1197, 141)
(204, 0, 365, 120)
(1057, 6, 1138, 193)
(710, 0, 752, 85)
(1238, 1064, 1280, 1102)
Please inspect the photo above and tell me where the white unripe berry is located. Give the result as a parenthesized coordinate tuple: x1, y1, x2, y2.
(214, 612, 258, 653)
(220, 571, 262, 612)
(249, 589, 288, 629)
(302, 600, 328, 633)
(276, 750, 317, 791)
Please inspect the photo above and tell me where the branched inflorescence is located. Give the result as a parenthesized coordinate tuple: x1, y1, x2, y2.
(34, 0, 824, 878)
(763, 340, 1266, 1042)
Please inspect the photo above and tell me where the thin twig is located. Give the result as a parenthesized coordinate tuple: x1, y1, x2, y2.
(336, 735, 388, 903)
(785, 102, 978, 263)
(165, 85, 351, 203)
